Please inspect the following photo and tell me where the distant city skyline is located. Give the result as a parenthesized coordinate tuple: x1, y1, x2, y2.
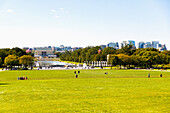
(0, 0, 170, 49)
(24, 40, 167, 51)
(0, 40, 168, 50)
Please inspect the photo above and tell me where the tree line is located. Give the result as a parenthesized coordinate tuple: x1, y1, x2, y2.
(0, 46, 169, 69)
(58, 45, 170, 68)
(0, 47, 34, 69)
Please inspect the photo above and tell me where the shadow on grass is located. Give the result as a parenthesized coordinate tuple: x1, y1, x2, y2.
(0, 83, 10, 85)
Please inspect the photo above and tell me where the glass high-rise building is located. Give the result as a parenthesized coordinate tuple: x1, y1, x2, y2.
(107, 42, 119, 49)
(144, 42, 152, 48)
(138, 41, 145, 48)
(100, 45, 106, 50)
(128, 40, 136, 49)
(152, 41, 159, 49)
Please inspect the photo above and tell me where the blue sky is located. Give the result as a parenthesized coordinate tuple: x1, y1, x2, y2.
(0, 0, 170, 49)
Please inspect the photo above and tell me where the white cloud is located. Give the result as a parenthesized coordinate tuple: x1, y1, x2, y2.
(50, 8, 65, 19)
(7, 9, 14, 13)
(55, 16, 59, 19)
(50, 9, 56, 13)
(59, 8, 64, 10)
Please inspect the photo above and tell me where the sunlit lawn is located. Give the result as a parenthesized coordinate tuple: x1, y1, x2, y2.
(0, 69, 170, 112)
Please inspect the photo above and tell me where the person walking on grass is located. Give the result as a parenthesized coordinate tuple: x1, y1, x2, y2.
(160, 74, 162, 77)
(76, 74, 78, 78)
(148, 73, 150, 78)
(74, 71, 78, 78)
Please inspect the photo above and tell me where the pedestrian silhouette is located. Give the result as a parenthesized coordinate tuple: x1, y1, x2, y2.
(148, 73, 150, 78)
(160, 74, 162, 77)
(76, 74, 78, 78)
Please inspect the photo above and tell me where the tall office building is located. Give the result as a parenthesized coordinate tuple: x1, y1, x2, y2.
(107, 42, 119, 49)
(128, 40, 136, 49)
(138, 41, 145, 48)
(144, 42, 152, 48)
(100, 45, 106, 50)
(152, 41, 159, 49)
(157, 44, 167, 51)
(60, 45, 64, 49)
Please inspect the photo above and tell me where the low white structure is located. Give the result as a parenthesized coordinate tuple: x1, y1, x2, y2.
(84, 61, 108, 67)
(35, 61, 67, 67)
(83, 63, 88, 68)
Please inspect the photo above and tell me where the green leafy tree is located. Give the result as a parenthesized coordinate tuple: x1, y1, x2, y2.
(80, 49, 86, 63)
(94, 54, 100, 61)
(54, 52, 61, 57)
(0, 49, 10, 64)
(19, 55, 34, 68)
(117, 44, 134, 56)
(60, 50, 70, 61)
(4, 55, 19, 68)
(71, 49, 81, 62)
(108, 54, 119, 67)
(142, 51, 159, 68)
(117, 54, 131, 68)
(131, 55, 142, 67)
(102, 47, 116, 55)
(157, 53, 169, 65)
(8, 47, 27, 57)
(161, 50, 170, 56)
(57, 45, 170, 69)
(0, 57, 2, 67)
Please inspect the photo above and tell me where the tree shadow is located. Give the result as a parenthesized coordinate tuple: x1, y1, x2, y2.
(0, 83, 10, 85)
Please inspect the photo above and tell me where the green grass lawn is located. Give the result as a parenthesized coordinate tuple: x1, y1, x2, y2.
(0, 69, 170, 113)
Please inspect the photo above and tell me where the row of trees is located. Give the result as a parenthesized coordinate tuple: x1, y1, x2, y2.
(59, 45, 170, 68)
(0, 47, 27, 64)
(4, 55, 34, 69)
(1, 46, 170, 69)
(59, 46, 116, 62)
(108, 52, 170, 69)
(0, 47, 34, 69)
